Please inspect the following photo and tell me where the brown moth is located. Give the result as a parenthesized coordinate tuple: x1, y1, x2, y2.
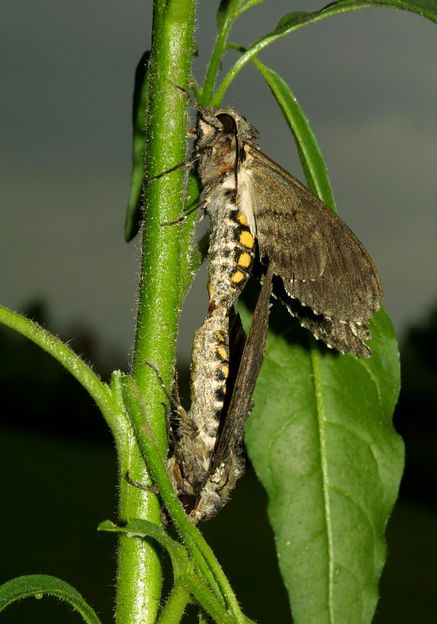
(196, 107, 383, 357)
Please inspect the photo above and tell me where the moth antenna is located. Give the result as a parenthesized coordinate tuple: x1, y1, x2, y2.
(171, 80, 199, 108)
(145, 154, 199, 184)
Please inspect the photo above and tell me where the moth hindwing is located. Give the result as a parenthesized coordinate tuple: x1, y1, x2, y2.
(196, 107, 383, 357)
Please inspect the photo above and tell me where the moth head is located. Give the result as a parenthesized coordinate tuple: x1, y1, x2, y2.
(197, 107, 258, 145)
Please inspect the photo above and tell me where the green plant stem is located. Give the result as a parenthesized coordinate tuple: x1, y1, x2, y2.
(115, 1, 196, 624)
(158, 584, 190, 624)
(121, 377, 252, 624)
(0, 305, 119, 433)
(132, 0, 196, 409)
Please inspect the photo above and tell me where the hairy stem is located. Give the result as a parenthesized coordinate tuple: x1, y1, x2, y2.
(115, 1, 196, 623)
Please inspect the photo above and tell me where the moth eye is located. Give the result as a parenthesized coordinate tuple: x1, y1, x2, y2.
(216, 113, 236, 135)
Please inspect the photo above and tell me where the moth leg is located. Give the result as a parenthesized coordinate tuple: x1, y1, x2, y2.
(145, 154, 198, 185)
(142, 360, 185, 417)
(125, 471, 172, 526)
(195, 196, 211, 224)
(161, 202, 200, 227)
(141, 360, 187, 456)
(124, 470, 159, 495)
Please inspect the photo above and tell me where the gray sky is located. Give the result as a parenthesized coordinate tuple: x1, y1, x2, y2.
(1, 1, 436, 366)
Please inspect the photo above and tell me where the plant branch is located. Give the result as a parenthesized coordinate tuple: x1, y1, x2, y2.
(212, 0, 437, 106)
(158, 584, 191, 624)
(201, 0, 242, 105)
(115, 1, 197, 623)
(0, 305, 118, 433)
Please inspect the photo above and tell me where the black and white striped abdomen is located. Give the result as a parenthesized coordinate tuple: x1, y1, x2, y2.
(206, 186, 256, 313)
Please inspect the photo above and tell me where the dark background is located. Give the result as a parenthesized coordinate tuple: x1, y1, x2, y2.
(1, 1, 436, 622)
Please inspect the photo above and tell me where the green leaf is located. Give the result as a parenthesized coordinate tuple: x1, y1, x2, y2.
(244, 306, 404, 623)
(124, 51, 150, 242)
(213, 0, 437, 104)
(250, 58, 336, 210)
(229, 21, 405, 621)
(0, 575, 102, 624)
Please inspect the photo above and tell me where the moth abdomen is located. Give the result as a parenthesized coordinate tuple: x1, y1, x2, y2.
(206, 200, 256, 310)
(168, 311, 235, 497)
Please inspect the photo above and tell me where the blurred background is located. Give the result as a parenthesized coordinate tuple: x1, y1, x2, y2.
(1, 1, 436, 622)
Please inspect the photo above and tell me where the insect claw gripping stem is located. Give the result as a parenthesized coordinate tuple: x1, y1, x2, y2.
(142, 360, 186, 418)
(125, 470, 159, 495)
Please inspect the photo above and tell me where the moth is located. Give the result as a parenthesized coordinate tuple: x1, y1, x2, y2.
(195, 107, 383, 358)
(162, 105, 383, 522)
(169, 265, 273, 523)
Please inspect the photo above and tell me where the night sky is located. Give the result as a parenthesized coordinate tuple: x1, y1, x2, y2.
(1, 1, 436, 365)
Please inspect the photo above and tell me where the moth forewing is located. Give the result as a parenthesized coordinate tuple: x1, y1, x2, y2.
(211, 263, 274, 473)
(246, 146, 383, 315)
(246, 147, 382, 356)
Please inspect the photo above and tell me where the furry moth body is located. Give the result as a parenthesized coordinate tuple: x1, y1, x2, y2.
(168, 112, 262, 520)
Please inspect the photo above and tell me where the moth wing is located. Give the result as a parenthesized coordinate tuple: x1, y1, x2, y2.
(211, 264, 273, 473)
(246, 146, 383, 323)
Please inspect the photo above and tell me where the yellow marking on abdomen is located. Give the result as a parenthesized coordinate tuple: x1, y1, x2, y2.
(216, 345, 228, 361)
(237, 251, 252, 268)
(239, 230, 255, 249)
(236, 211, 248, 226)
(231, 270, 246, 284)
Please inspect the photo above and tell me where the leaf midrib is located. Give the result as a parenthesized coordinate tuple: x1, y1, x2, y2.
(310, 345, 335, 623)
